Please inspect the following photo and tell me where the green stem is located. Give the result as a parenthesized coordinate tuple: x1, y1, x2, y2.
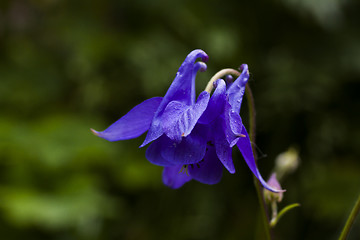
(204, 68, 240, 93)
(245, 84, 273, 240)
(245, 84, 256, 145)
(270, 201, 278, 224)
(206, 68, 272, 239)
(339, 194, 360, 240)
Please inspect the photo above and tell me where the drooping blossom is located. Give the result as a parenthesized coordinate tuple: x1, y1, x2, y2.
(92, 50, 283, 192)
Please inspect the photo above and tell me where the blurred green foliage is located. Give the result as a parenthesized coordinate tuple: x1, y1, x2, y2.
(0, 0, 359, 239)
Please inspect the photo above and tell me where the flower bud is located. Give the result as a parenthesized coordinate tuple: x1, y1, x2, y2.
(264, 173, 283, 204)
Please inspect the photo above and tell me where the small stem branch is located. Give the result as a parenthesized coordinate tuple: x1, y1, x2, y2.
(339, 194, 360, 240)
(270, 203, 300, 228)
(271, 201, 278, 223)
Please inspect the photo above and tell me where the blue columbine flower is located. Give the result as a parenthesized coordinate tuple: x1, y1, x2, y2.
(92, 50, 283, 192)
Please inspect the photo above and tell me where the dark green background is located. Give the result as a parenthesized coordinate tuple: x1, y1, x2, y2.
(0, 0, 359, 239)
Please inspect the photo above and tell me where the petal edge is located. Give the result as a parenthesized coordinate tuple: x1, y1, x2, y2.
(93, 97, 163, 141)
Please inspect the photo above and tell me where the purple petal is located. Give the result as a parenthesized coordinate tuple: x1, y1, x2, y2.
(214, 118, 236, 174)
(223, 102, 243, 147)
(91, 97, 162, 141)
(145, 136, 176, 166)
(236, 126, 285, 193)
(139, 117, 164, 148)
(140, 50, 208, 147)
(188, 145, 223, 184)
(163, 49, 208, 106)
(163, 165, 192, 189)
(160, 124, 208, 165)
(162, 91, 210, 142)
(198, 79, 227, 125)
(226, 64, 249, 113)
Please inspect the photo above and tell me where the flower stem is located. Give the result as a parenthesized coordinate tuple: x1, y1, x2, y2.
(245, 84, 256, 145)
(339, 194, 360, 240)
(270, 201, 278, 225)
(245, 84, 273, 240)
(204, 68, 241, 93)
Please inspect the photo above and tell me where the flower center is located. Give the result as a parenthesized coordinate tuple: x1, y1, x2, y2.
(178, 159, 205, 176)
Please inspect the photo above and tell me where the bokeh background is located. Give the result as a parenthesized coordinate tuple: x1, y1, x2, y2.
(0, 0, 359, 239)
